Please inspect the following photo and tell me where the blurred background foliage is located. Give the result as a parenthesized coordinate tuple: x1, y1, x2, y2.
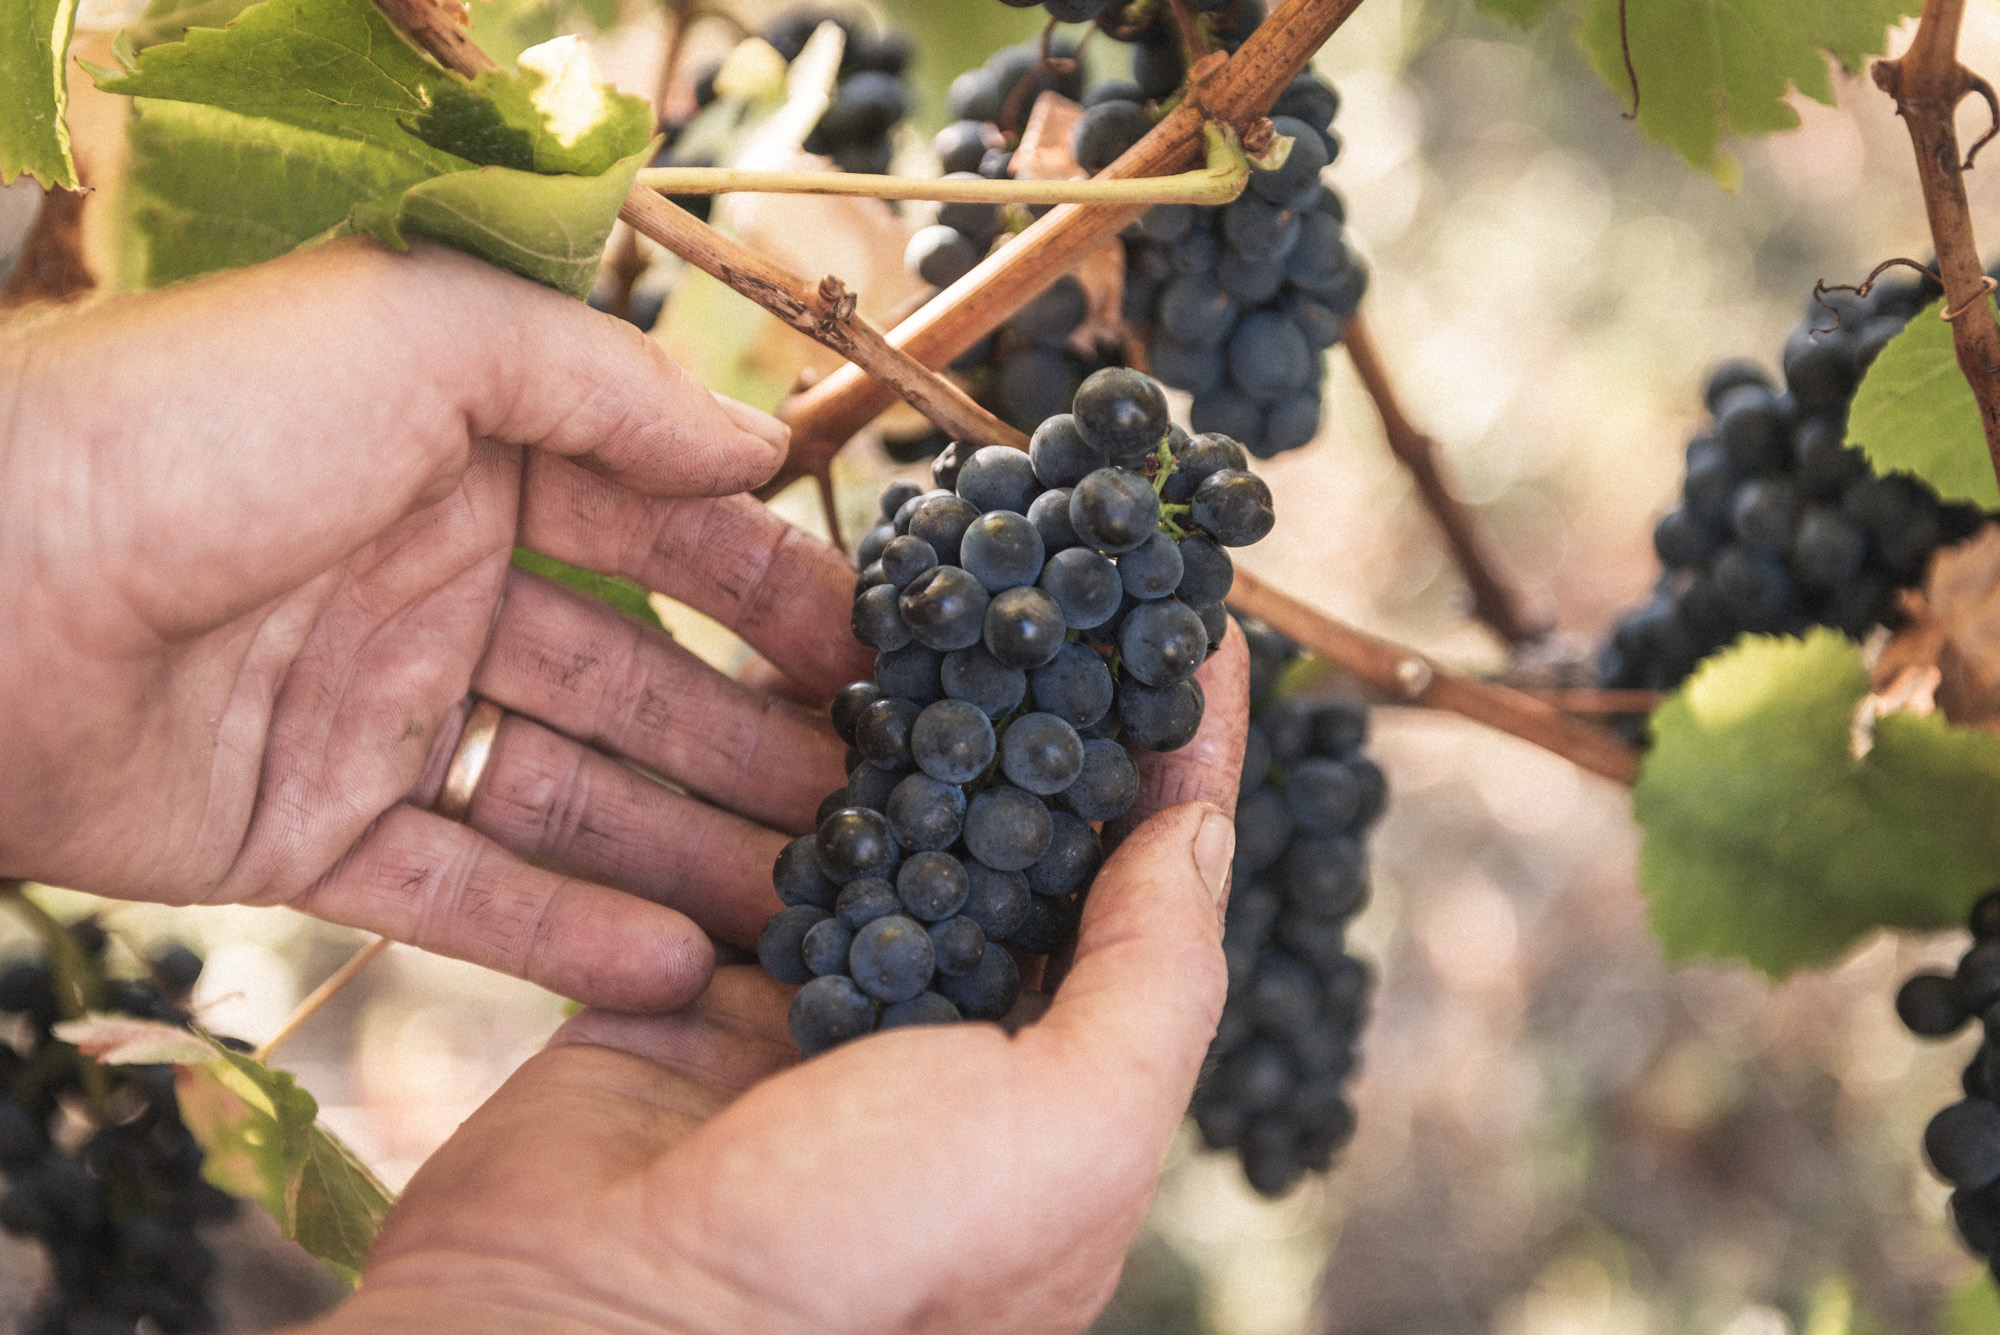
(11, 0, 2000, 1329)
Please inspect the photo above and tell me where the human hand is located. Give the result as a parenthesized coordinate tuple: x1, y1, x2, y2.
(0, 238, 872, 1011)
(293, 633, 1247, 1335)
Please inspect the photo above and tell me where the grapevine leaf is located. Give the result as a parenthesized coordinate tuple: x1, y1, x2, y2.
(1, 0, 82, 188)
(293, 1123, 394, 1281)
(1847, 297, 2000, 509)
(1635, 628, 2000, 976)
(342, 142, 648, 297)
(1553, 0, 1920, 179)
(511, 548, 665, 630)
(123, 99, 440, 288)
(411, 38, 651, 177)
(90, 0, 451, 154)
(170, 1035, 392, 1283)
(121, 0, 256, 53)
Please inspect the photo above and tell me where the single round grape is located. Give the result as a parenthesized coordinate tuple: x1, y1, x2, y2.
(1791, 507, 1867, 591)
(1191, 468, 1276, 546)
(1074, 369, 1172, 466)
(1118, 676, 1205, 751)
(906, 223, 981, 287)
(758, 904, 830, 985)
(935, 119, 996, 175)
(964, 785, 1054, 871)
(892, 489, 937, 535)
(835, 878, 901, 931)
(1251, 114, 1331, 203)
(879, 534, 939, 589)
(896, 850, 972, 922)
(879, 991, 962, 1028)
(1285, 757, 1361, 832)
(1000, 712, 1086, 796)
(1026, 812, 1103, 898)
(1962, 942, 2000, 1013)
(801, 917, 856, 977)
(1175, 535, 1235, 606)
(774, 835, 840, 908)
(1119, 599, 1209, 686)
(848, 914, 936, 1003)
(885, 773, 967, 851)
(1898, 972, 1970, 1038)
(1072, 97, 1151, 173)
(856, 522, 895, 567)
(1029, 641, 1115, 729)
(830, 681, 884, 745)
(1149, 334, 1227, 394)
(1118, 531, 1185, 600)
(1138, 202, 1194, 243)
(875, 642, 945, 705)
(1163, 432, 1249, 504)
(789, 974, 876, 1056)
(1234, 788, 1293, 872)
(1311, 698, 1368, 757)
(854, 696, 922, 770)
(1226, 311, 1312, 401)
(928, 916, 989, 977)
(1070, 468, 1161, 554)
(845, 758, 901, 812)
(1191, 386, 1264, 452)
(998, 346, 1079, 428)
(1928, 1099, 2000, 1188)
(908, 493, 980, 563)
(941, 644, 1027, 719)
(1283, 832, 1368, 918)
(960, 510, 1046, 592)
(851, 583, 912, 652)
(984, 585, 1068, 669)
(961, 862, 1031, 940)
(1263, 389, 1322, 453)
(856, 561, 890, 593)
(956, 445, 1043, 514)
(911, 699, 997, 785)
(1030, 414, 1107, 489)
(1062, 737, 1139, 821)
(1158, 275, 1238, 347)
(1027, 487, 1083, 553)
(1007, 276, 1089, 350)
(1282, 212, 1348, 291)
(816, 807, 900, 883)
(900, 565, 991, 651)
(938, 942, 1021, 1020)
(1039, 547, 1124, 629)
(931, 443, 967, 493)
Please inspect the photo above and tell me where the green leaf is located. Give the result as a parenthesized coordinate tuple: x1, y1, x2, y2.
(173, 1035, 392, 1283)
(1, 0, 81, 188)
(1635, 628, 2000, 976)
(1848, 297, 2000, 508)
(1566, 0, 1919, 179)
(124, 98, 439, 287)
(411, 48, 651, 176)
(120, 0, 257, 53)
(91, 0, 452, 155)
(512, 548, 664, 630)
(342, 141, 648, 297)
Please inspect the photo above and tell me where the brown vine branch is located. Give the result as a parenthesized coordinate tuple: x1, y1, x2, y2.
(1226, 569, 1642, 784)
(373, 0, 1025, 456)
(767, 0, 1367, 495)
(1340, 311, 1549, 647)
(1873, 0, 2000, 495)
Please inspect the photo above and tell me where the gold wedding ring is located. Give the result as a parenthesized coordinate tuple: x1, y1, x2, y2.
(434, 698, 505, 823)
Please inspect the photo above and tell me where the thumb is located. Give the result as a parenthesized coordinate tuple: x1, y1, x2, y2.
(1024, 801, 1235, 1135)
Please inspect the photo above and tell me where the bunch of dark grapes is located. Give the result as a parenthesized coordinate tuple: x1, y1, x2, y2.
(759, 368, 1278, 1055)
(899, 5, 1359, 462)
(1600, 273, 1988, 700)
(601, 8, 914, 332)
(0, 919, 236, 1335)
(1189, 623, 1382, 1198)
(1119, 70, 1361, 459)
(1894, 891, 2000, 1275)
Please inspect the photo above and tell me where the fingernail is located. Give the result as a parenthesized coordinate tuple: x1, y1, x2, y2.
(1193, 806, 1235, 909)
(716, 393, 790, 451)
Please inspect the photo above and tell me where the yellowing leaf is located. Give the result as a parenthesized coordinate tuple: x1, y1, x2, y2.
(2, 0, 82, 187)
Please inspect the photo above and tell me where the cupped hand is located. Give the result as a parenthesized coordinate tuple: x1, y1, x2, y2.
(296, 633, 1248, 1335)
(0, 238, 872, 1011)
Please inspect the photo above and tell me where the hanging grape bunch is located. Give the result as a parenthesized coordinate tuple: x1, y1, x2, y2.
(1599, 272, 1989, 700)
(759, 369, 1277, 1055)
(0, 918, 236, 1335)
(1189, 622, 1383, 1198)
(1894, 892, 2000, 1278)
